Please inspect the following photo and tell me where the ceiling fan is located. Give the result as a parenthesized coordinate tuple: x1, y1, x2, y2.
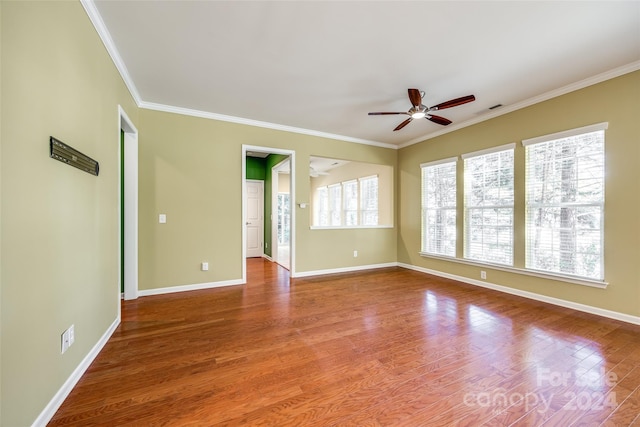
(368, 89, 475, 131)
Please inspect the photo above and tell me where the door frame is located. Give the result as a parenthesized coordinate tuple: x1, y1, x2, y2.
(241, 145, 296, 283)
(119, 105, 138, 301)
(271, 158, 291, 269)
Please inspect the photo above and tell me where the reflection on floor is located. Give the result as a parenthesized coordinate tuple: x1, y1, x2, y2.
(276, 244, 290, 270)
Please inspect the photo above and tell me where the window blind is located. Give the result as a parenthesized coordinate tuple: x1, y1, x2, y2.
(343, 180, 358, 226)
(315, 186, 329, 226)
(464, 147, 514, 265)
(524, 127, 605, 280)
(360, 175, 379, 226)
(421, 160, 457, 256)
(328, 184, 342, 226)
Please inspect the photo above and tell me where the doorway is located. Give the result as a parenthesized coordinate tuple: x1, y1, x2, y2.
(272, 158, 291, 270)
(119, 106, 138, 301)
(242, 145, 296, 283)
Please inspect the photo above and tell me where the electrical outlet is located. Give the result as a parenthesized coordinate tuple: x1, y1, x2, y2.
(201, 262, 209, 271)
(353, 250, 358, 258)
(61, 325, 75, 353)
(481, 271, 487, 280)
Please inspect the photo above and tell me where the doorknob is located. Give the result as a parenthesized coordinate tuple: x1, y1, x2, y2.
(246, 222, 250, 225)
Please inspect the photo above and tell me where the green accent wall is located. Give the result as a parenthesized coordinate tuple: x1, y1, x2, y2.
(245, 156, 266, 180)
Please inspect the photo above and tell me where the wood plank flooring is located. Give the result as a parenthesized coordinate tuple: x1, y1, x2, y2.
(49, 259, 640, 426)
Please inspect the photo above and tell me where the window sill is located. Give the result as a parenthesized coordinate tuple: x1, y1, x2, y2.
(418, 252, 608, 289)
(310, 225, 394, 230)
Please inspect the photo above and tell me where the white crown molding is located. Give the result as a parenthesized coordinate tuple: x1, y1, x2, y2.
(398, 263, 640, 326)
(139, 101, 397, 150)
(82, 0, 637, 152)
(398, 60, 640, 149)
(80, 0, 142, 105)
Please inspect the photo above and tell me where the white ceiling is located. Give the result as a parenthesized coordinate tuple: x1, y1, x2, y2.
(90, 1, 640, 148)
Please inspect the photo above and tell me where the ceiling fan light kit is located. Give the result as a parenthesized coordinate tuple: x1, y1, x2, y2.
(369, 88, 476, 131)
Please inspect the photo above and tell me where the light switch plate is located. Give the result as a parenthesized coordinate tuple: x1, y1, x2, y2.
(159, 214, 166, 223)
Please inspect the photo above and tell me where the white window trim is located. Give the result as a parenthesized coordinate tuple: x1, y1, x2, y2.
(522, 122, 608, 146)
(420, 156, 458, 168)
(463, 145, 515, 266)
(421, 158, 458, 257)
(419, 252, 608, 289)
(311, 225, 393, 230)
(461, 142, 516, 159)
(523, 123, 606, 282)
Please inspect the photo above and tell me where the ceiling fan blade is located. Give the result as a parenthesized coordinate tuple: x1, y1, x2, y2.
(394, 117, 413, 131)
(431, 95, 476, 110)
(368, 112, 407, 115)
(408, 89, 422, 108)
(427, 114, 452, 126)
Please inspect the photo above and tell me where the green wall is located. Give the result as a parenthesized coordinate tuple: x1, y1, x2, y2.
(398, 71, 640, 317)
(245, 156, 266, 180)
(1, 1, 138, 425)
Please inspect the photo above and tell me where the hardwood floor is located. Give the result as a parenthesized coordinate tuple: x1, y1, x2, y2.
(49, 259, 640, 426)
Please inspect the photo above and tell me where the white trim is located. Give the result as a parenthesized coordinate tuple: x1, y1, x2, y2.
(310, 225, 393, 230)
(418, 252, 607, 288)
(292, 262, 398, 278)
(522, 122, 609, 146)
(142, 102, 397, 150)
(262, 254, 273, 262)
(81, 1, 637, 150)
(138, 279, 244, 297)
(271, 158, 291, 269)
(80, 1, 142, 105)
(399, 61, 639, 149)
(242, 145, 296, 279)
(461, 142, 516, 160)
(358, 174, 378, 182)
(398, 263, 639, 326)
(32, 317, 121, 427)
(119, 106, 139, 301)
(420, 156, 458, 169)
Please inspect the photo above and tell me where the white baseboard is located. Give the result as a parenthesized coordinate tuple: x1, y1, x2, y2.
(138, 278, 244, 297)
(398, 262, 640, 326)
(32, 316, 121, 427)
(262, 254, 273, 262)
(292, 262, 398, 278)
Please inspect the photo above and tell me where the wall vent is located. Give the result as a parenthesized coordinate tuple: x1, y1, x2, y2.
(50, 136, 99, 176)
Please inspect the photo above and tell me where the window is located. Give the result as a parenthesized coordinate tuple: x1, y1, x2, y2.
(360, 175, 379, 226)
(315, 186, 329, 226)
(313, 175, 380, 227)
(421, 158, 457, 257)
(463, 144, 515, 265)
(328, 184, 342, 226)
(343, 180, 358, 226)
(277, 193, 290, 245)
(523, 123, 606, 280)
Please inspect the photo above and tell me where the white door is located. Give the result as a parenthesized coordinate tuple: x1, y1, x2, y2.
(245, 180, 264, 258)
